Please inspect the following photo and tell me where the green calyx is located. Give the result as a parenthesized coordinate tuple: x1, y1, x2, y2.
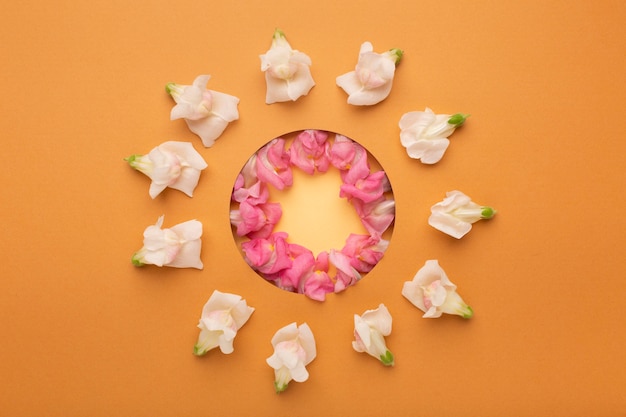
(131, 254, 144, 267)
(274, 381, 288, 394)
(380, 350, 395, 366)
(165, 82, 178, 95)
(480, 207, 496, 219)
(389, 48, 403, 65)
(193, 344, 207, 356)
(462, 306, 474, 319)
(273, 28, 286, 41)
(448, 113, 470, 126)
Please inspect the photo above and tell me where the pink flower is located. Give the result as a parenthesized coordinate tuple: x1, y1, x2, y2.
(340, 234, 389, 273)
(232, 155, 270, 204)
(289, 130, 331, 174)
(336, 42, 403, 106)
(339, 170, 387, 203)
(329, 250, 361, 293)
(299, 252, 334, 302)
(256, 138, 293, 190)
(329, 135, 373, 186)
(241, 232, 292, 275)
(230, 200, 282, 239)
(266, 244, 315, 292)
(402, 260, 473, 318)
(352, 197, 396, 237)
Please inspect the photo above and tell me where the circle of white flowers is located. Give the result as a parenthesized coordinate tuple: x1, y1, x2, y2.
(124, 29, 498, 394)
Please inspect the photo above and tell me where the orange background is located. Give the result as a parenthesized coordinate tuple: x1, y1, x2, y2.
(1, 0, 625, 416)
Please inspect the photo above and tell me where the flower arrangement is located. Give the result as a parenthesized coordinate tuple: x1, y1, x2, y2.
(124, 31, 500, 394)
(230, 130, 395, 301)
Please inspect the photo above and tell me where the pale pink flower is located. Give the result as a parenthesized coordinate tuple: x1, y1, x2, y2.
(429, 190, 496, 239)
(352, 196, 396, 237)
(402, 260, 473, 318)
(289, 130, 331, 174)
(353, 304, 394, 366)
(329, 135, 370, 184)
(329, 250, 362, 293)
(265, 244, 315, 292)
(166, 75, 239, 147)
(125, 141, 207, 199)
(299, 252, 334, 302)
(193, 290, 254, 355)
(256, 138, 293, 190)
(399, 108, 469, 164)
(132, 215, 203, 269)
(339, 170, 387, 203)
(340, 234, 389, 273)
(260, 29, 315, 104)
(241, 232, 292, 275)
(336, 42, 403, 105)
(266, 322, 317, 393)
(230, 201, 282, 239)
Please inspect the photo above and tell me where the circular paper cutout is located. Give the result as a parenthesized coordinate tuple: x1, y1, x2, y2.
(230, 130, 395, 301)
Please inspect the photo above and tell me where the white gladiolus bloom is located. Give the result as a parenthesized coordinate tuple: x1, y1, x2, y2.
(402, 260, 473, 318)
(126, 141, 208, 198)
(194, 290, 255, 355)
(260, 29, 315, 104)
(132, 215, 203, 269)
(166, 75, 239, 147)
(352, 304, 394, 366)
(429, 190, 496, 239)
(336, 41, 402, 106)
(399, 108, 469, 164)
(266, 322, 316, 393)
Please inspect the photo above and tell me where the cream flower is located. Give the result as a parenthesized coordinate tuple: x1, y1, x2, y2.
(193, 290, 255, 355)
(336, 41, 403, 106)
(429, 190, 496, 239)
(399, 108, 469, 164)
(131, 215, 203, 269)
(353, 304, 394, 366)
(260, 29, 315, 104)
(125, 141, 208, 199)
(166, 75, 240, 147)
(266, 322, 316, 393)
(402, 260, 473, 318)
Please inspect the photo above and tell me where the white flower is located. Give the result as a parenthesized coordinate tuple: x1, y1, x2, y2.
(353, 304, 394, 366)
(429, 190, 496, 239)
(194, 290, 255, 355)
(125, 141, 208, 199)
(260, 29, 315, 104)
(166, 75, 240, 147)
(336, 41, 403, 106)
(402, 260, 473, 318)
(266, 322, 316, 393)
(132, 215, 203, 269)
(399, 108, 469, 164)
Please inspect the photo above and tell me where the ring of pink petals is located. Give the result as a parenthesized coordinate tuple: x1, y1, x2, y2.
(230, 130, 395, 302)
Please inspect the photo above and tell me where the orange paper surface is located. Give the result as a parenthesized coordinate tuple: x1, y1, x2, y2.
(1, 1, 625, 416)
